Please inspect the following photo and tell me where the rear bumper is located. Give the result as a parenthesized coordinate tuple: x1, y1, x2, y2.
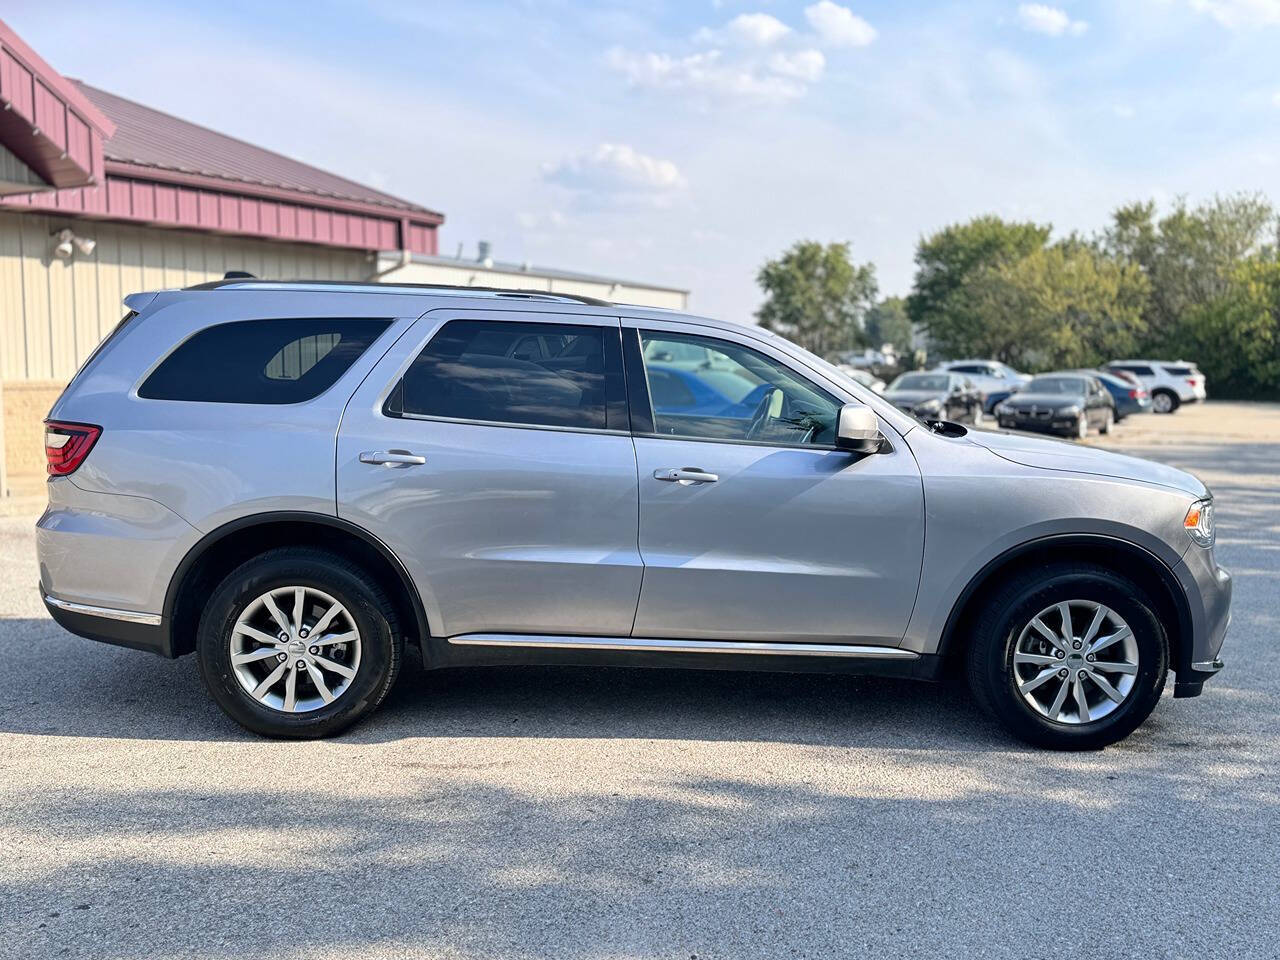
(42, 592, 172, 657)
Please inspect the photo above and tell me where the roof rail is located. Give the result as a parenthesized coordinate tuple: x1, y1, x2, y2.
(182, 278, 614, 307)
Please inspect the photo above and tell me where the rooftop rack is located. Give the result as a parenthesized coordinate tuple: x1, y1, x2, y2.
(183, 278, 614, 307)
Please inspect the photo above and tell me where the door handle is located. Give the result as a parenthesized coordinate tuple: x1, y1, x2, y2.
(360, 450, 426, 467)
(654, 467, 719, 484)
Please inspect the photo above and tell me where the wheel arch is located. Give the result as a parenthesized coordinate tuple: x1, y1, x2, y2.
(936, 534, 1192, 673)
(164, 512, 429, 658)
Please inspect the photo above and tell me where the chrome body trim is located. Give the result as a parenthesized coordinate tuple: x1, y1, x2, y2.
(1191, 658, 1225, 674)
(447, 634, 919, 659)
(43, 594, 162, 626)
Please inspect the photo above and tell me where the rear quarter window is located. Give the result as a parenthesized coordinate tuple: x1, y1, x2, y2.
(1162, 365, 1195, 376)
(138, 318, 391, 404)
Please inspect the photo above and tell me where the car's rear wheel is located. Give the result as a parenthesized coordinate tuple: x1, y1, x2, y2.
(1152, 389, 1179, 414)
(966, 563, 1168, 749)
(197, 548, 402, 738)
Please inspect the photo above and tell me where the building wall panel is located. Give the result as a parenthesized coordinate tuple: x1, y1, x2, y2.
(0, 211, 369, 493)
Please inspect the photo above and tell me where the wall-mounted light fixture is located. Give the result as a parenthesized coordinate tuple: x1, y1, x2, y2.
(51, 228, 96, 260)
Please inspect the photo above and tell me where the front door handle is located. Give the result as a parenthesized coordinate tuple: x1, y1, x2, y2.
(654, 467, 719, 485)
(360, 450, 426, 467)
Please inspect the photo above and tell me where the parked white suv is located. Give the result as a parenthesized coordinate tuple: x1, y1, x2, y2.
(1106, 360, 1207, 414)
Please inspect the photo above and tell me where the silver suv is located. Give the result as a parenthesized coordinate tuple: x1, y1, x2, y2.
(39, 281, 1231, 748)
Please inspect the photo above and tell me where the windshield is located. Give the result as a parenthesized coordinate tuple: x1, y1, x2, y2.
(890, 374, 949, 391)
(1026, 377, 1086, 395)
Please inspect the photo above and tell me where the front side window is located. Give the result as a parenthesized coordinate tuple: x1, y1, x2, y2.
(638, 331, 841, 445)
(139, 318, 391, 404)
(390, 319, 616, 430)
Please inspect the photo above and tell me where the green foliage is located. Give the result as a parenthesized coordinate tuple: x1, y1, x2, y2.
(906, 215, 1050, 357)
(952, 243, 1147, 369)
(1164, 258, 1280, 400)
(1103, 193, 1277, 354)
(761, 192, 1280, 398)
(755, 241, 878, 357)
(864, 296, 914, 352)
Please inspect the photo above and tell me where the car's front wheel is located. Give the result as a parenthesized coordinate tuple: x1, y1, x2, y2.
(197, 548, 403, 738)
(967, 563, 1168, 749)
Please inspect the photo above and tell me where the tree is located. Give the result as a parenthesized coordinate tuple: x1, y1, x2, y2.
(864, 296, 914, 352)
(955, 243, 1148, 369)
(1103, 193, 1277, 353)
(1163, 257, 1280, 400)
(756, 241, 878, 357)
(906, 215, 1051, 357)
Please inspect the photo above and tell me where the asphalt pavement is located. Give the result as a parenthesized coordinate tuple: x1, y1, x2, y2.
(1, 401, 1277, 959)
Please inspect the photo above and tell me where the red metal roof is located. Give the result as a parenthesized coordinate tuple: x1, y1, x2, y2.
(0, 17, 114, 191)
(74, 81, 440, 219)
(0, 17, 441, 253)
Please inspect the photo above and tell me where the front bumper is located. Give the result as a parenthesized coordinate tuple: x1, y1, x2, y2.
(997, 413, 1077, 435)
(1170, 549, 1232, 698)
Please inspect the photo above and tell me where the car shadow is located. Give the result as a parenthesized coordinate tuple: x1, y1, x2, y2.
(0, 617, 1013, 750)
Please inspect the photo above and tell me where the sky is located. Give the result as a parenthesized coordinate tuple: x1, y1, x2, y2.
(7, 0, 1280, 321)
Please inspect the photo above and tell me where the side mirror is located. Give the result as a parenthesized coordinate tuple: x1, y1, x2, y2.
(836, 403, 884, 454)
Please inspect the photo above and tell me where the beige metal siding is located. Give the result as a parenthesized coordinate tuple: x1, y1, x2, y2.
(0, 210, 371, 382)
(0, 211, 371, 495)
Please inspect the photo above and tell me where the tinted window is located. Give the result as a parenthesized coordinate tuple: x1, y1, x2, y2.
(1026, 377, 1087, 395)
(1112, 364, 1155, 376)
(891, 374, 950, 391)
(1163, 365, 1195, 376)
(394, 319, 616, 430)
(949, 364, 985, 375)
(638, 331, 840, 445)
(139, 318, 390, 404)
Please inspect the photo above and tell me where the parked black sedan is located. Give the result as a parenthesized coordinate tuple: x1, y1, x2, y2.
(994, 374, 1116, 439)
(1062, 368, 1152, 420)
(884, 372, 984, 423)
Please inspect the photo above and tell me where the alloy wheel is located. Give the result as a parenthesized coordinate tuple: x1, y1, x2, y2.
(228, 586, 362, 713)
(1012, 600, 1139, 724)
(1153, 393, 1173, 414)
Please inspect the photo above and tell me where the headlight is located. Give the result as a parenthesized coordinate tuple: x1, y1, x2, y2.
(994, 403, 1012, 416)
(1055, 404, 1081, 416)
(915, 398, 942, 414)
(1184, 499, 1215, 547)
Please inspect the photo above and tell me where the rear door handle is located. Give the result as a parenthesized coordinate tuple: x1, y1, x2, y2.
(653, 467, 719, 484)
(360, 450, 426, 467)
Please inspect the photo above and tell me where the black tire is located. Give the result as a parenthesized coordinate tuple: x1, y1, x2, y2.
(966, 563, 1168, 750)
(1152, 389, 1180, 414)
(197, 547, 403, 738)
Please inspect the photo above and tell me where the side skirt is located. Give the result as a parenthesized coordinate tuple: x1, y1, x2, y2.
(433, 633, 942, 681)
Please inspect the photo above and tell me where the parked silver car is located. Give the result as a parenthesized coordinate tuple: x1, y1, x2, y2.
(38, 281, 1231, 748)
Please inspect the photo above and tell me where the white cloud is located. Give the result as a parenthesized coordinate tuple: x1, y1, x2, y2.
(768, 49, 826, 82)
(606, 47, 816, 103)
(543, 143, 686, 195)
(724, 12, 792, 46)
(1189, 0, 1280, 27)
(1016, 3, 1089, 36)
(804, 1, 877, 48)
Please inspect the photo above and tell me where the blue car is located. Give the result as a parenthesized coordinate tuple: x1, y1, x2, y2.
(644, 363, 766, 418)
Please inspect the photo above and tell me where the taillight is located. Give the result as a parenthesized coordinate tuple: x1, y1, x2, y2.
(1128, 389, 1139, 399)
(44, 421, 101, 476)
(1187, 378, 1198, 387)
